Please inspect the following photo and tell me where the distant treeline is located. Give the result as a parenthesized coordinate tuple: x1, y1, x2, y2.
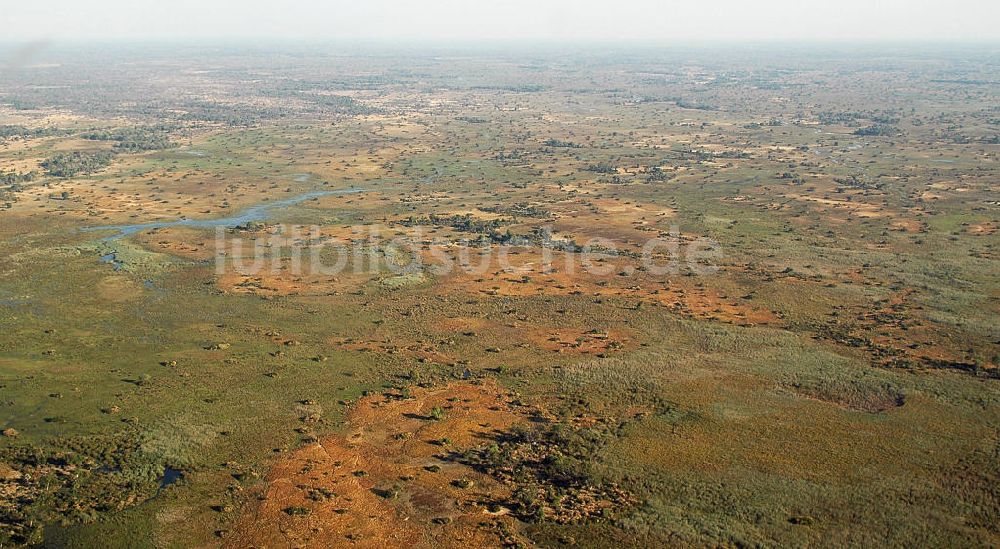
(471, 84, 547, 93)
(3, 99, 38, 111)
(298, 94, 383, 116)
(930, 79, 997, 86)
(177, 100, 288, 127)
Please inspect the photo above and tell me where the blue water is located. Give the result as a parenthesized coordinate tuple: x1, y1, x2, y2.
(159, 466, 183, 488)
(99, 252, 124, 270)
(81, 187, 365, 242)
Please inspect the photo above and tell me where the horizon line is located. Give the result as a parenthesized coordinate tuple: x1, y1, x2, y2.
(2, 37, 1000, 48)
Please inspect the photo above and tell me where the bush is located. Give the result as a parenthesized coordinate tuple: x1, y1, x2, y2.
(41, 151, 115, 177)
(83, 127, 173, 152)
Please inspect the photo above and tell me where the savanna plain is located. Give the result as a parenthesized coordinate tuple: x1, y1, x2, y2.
(0, 43, 998, 547)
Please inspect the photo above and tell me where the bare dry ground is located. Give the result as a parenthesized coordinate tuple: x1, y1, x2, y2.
(226, 382, 530, 548)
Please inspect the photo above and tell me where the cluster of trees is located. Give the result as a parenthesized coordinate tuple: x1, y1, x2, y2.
(584, 162, 618, 174)
(818, 110, 900, 126)
(399, 213, 514, 235)
(82, 127, 174, 152)
(494, 149, 530, 167)
(0, 170, 36, 185)
(744, 119, 784, 129)
(479, 202, 553, 219)
(777, 172, 805, 185)
(41, 151, 115, 178)
(0, 125, 68, 140)
(675, 100, 718, 111)
(543, 138, 581, 148)
(0, 171, 33, 204)
(494, 149, 527, 161)
(645, 166, 673, 183)
(854, 124, 902, 137)
(834, 173, 882, 190)
(457, 422, 630, 523)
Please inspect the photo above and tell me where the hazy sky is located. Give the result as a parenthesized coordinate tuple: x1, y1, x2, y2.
(2, 0, 998, 43)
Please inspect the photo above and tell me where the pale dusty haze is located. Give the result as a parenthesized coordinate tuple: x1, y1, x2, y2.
(2, 0, 998, 42)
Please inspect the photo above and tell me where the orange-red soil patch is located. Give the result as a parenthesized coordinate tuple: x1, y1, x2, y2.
(226, 382, 532, 549)
(967, 222, 997, 236)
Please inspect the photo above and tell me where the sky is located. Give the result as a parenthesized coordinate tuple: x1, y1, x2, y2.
(1, 0, 998, 43)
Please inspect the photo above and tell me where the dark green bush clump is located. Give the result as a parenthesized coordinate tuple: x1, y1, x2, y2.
(41, 151, 116, 177)
(83, 127, 174, 152)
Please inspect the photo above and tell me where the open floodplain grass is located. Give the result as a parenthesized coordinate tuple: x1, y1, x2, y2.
(1, 229, 394, 545)
(535, 322, 998, 546)
(0, 44, 998, 546)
